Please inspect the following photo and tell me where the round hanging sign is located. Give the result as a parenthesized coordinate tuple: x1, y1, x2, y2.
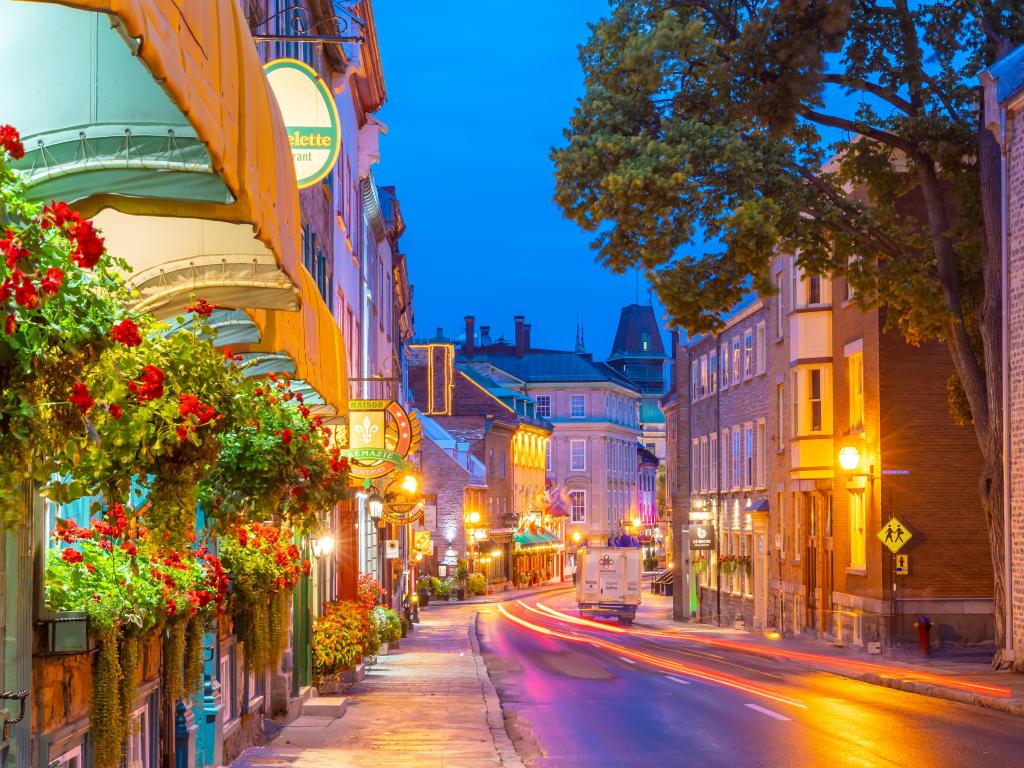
(264, 58, 341, 189)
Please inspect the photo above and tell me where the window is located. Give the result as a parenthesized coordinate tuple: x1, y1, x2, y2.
(776, 383, 785, 450)
(127, 702, 153, 768)
(756, 420, 766, 487)
(731, 427, 741, 489)
(536, 395, 551, 419)
(776, 270, 785, 338)
(570, 490, 586, 522)
(793, 492, 803, 561)
(743, 330, 754, 378)
(546, 444, 552, 472)
(709, 351, 718, 391)
(700, 355, 708, 397)
(221, 651, 237, 722)
(847, 254, 859, 301)
(50, 746, 83, 768)
(691, 361, 700, 401)
(849, 490, 866, 567)
(691, 439, 699, 488)
(849, 352, 864, 431)
(756, 323, 766, 375)
(732, 338, 741, 383)
(709, 432, 718, 491)
(499, 450, 506, 479)
(570, 394, 586, 418)
(744, 425, 753, 487)
(488, 448, 494, 476)
(645, 442, 656, 453)
(808, 369, 823, 432)
(570, 439, 587, 471)
(806, 274, 822, 305)
(721, 429, 729, 491)
(720, 342, 730, 387)
(641, 333, 651, 351)
(700, 436, 709, 492)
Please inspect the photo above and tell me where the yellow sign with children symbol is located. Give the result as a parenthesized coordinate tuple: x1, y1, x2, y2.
(877, 517, 912, 554)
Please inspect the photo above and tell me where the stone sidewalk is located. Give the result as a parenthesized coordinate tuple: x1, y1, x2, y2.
(231, 601, 523, 768)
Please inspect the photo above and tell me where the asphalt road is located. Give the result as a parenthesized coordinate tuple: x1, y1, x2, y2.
(476, 587, 1024, 768)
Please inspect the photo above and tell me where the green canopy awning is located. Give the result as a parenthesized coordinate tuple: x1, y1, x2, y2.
(514, 529, 561, 547)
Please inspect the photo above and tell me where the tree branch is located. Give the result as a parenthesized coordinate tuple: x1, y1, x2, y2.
(818, 73, 916, 115)
(800, 109, 919, 155)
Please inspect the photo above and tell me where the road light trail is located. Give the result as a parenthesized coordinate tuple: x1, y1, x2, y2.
(497, 603, 808, 710)
(533, 600, 1011, 699)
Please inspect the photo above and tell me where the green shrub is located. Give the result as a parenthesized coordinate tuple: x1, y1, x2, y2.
(432, 577, 452, 599)
(466, 573, 486, 596)
(373, 606, 402, 645)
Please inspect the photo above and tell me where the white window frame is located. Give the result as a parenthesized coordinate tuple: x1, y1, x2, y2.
(709, 431, 718, 492)
(776, 270, 785, 339)
(720, 342, 730, 388)
(756, 419, 767, 488)
(700, 355, 708, 397)
(570, 393, 586, 418)
(808, 368, 823, 433)
(691, 361, 700, 401)
(699, 436, 709, 492)
(569, 490, 586, 523)
(731, 427, 741, 490)
(732, 338, 741, 383)
(756, 322, 767, 375)
(570, 439, 587, 471)
(743, 424, 753, 488)
(691, 438, 700, 489)
(127, 701, 153, 768)
(709, 350, 718, 392)
(776, 383, 785, 450)
(50, 745, 83, 768)
(743, 330, 754, 379)
(536, 394, 551, 419)
(848, 347, 864, 431)
(721, 429, 729, 491)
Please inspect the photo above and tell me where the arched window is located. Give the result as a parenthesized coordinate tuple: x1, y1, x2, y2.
(640, 333, 651, 352)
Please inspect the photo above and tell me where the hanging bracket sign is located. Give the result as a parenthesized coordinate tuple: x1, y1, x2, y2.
(341, 399, 421, 480)
(264, 58, 341, 189)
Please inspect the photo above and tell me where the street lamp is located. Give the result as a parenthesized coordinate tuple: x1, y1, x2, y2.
(571, 530, 581, 544)
(401, 473, 419, 496)
(367, 490, 385, 522)
(310, 532, 335, 558)
(838, 445, 861, 473)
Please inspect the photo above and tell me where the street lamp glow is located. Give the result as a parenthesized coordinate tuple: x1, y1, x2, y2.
(367, 490, 384, 521)
(572, 531, 581, 543)
(838, 445, 861, 472)
(401, 473, 419, 495)
(414, 552, 423, 561)
(468, 510, 481, 525)
(490, 549, 501, 557)
(631, 517, 641, 529)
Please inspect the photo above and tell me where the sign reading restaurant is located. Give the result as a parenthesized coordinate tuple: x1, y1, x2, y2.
(263, 58, 341, 189)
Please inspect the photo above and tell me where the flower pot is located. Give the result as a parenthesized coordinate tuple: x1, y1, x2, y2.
(379, 642, 389, 656)
(317, 676, 342, 695)
(457, 587, 466, 601)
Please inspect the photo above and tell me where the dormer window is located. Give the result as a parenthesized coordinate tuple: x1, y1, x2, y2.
(640, 333, 651, 352)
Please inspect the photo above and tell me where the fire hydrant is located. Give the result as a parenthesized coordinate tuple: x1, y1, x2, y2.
(913, 615, 932, 656)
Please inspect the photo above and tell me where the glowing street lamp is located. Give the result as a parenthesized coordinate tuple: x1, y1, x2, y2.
(838, 445, 861, 473)
(572, 531, 582, 544)
(367, 490, 385, 522)
(310, 533, 335, 558)
(401, 473, 419, 496)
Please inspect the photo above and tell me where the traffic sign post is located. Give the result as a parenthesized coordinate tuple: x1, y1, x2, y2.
(877, 517, 912, 554)
(895, 553, 909, 576)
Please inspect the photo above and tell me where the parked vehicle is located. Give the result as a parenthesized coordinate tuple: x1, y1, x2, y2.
(574, 545, 642, 625)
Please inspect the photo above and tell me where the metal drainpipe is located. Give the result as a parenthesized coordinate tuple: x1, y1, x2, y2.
(1001, 104, 1014, 659)
(716, 332, 722, 627)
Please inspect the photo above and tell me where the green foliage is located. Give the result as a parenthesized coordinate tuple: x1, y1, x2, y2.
(184, 614, 207, 700)
(163, 620, 188, 708)
(373, 605, 402, 646)
(91, 627, 122, 768)
(454, 558, 469, 582)
(312, 600, 374, 679)
(466, 573, 486, 596)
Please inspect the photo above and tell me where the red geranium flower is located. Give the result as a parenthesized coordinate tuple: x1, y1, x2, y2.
(14, 276, 38, 309)
(281, 428, 293, 446)
(184, 298, 216, 316)
(4, 314, 15, 335)
(0, 229, 29, 268)
(0, 124, 25, 160)
(109, 404, 123, 420)
(128, 364, 165, 402)
(110, 318, 142, 347)
(69, 219, 104, 269)
(69, 382, 94, 414)
(61, 548, 84, 564)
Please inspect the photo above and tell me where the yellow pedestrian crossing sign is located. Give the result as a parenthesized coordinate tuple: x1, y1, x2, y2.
(877, 517, 912, 554)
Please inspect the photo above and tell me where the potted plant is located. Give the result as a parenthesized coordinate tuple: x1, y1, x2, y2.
(692, 555, 708, 575)
(312, 599, 374, 691)
(719, 554, 738, 574)
(454, 559, 469, 600)
(417, 575, 432, 607)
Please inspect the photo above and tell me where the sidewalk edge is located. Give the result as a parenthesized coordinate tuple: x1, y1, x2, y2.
(470, 611, 527, 768)
(634, 618, 1024, 718)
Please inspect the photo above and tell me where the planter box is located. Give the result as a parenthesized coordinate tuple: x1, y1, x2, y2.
(379, 643, 390, 656)
(340, 663, 365, 685)
(317, 676, 342, 695)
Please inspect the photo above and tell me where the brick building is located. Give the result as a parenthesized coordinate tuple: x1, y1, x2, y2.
(678, 302, 772, 630)
(765, 255, 991, 648)
(983, 48, 1024, 667)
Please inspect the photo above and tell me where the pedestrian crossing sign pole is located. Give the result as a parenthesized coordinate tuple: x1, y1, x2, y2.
(877, 517, 912, 554)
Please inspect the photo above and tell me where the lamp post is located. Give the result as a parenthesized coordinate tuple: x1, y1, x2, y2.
(382, 472, 422, 626)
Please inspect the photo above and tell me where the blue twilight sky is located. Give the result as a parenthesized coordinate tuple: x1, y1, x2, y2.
(373, 1, 668, 357)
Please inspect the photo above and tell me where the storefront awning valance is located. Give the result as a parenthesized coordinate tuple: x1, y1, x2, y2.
(3, 0, 303, 305)
(514, 530, 561, 547)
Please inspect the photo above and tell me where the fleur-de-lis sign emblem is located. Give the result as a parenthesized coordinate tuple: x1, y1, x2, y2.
(353, 415, 379, 446)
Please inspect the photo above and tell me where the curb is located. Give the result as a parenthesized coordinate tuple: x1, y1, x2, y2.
(634, 618, 1024, 718)
(470, 611, 527, 768)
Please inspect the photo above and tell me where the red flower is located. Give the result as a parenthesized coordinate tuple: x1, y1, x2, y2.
(40, 267, 63, 295)
(110, 318, 142, 347)
(281, 428, 293, 446)
(69, 220, 104, 269)
(176, 425, 189, 442)
(166, 601, 177, 618)
(0, 230, 29, 268)
(121, 540, 137, 556)
(0, 124, 25, 160)
(85, 563, 96, 573)
(4, 314, 15, 335)
(109, 404, 123, 420)
(14, 277, 38, 309)
(69, 382, 94, 414)
(128, 364, 165, 402)
(184, 298, 216, 316)
(236, 528, 248, 548)
(61, 548, 84, 563)
(43, 201, 80, 228)
(178, 394, 216, 425)
(302, 559, 311, 576)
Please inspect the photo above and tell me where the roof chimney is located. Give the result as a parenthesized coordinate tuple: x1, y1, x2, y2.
(523, 323, 532, 354)
(480, 325, 492, 345)
(514, 315, 525, 358)
(464, 315, 475, 358)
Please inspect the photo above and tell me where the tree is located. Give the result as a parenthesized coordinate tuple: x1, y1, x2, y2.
(553, 0, 1024, 666)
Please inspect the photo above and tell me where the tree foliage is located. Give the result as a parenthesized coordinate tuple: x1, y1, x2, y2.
(554, 0, 1024, 657)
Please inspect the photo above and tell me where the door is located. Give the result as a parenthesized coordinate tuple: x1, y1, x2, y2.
(805, 494, 818, 632)
(821, 495, 834, 637)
